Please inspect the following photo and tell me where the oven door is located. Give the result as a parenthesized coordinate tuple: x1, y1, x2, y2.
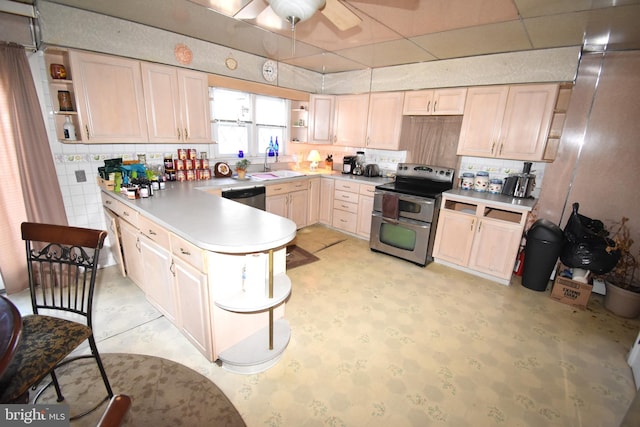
(369, 212, 431, 266)
(372, 191, 435, 222)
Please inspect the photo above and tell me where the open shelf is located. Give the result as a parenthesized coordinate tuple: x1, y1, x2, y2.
(214, 272, 291, 313)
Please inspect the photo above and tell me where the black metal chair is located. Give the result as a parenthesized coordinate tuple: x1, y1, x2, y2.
(0, 222, 113, 417)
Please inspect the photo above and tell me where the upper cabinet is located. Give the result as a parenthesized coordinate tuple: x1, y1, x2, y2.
(366, 92, 404, 149)
(333, 94, 369, 147)
(307, 94, 335, 144)
(141, 63, 211, 143)
(69, 50, 148, 143)
(457, 84, 559, 161)
(403, 88, 467, 115)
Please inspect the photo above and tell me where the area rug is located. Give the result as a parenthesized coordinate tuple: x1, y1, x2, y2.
(35, 353, 246, 427)
(286, 245, 319, 269)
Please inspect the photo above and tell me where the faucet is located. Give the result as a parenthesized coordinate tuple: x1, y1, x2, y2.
(263, 149, 271, 172)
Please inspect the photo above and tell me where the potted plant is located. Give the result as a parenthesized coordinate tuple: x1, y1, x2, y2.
(235, 159, 251, 179)
(602, 217, 640, 318)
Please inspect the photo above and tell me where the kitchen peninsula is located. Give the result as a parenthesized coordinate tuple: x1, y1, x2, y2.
(101, 181, 297, 374)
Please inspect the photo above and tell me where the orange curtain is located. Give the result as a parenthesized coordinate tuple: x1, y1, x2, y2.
(0, 42, 67, 294)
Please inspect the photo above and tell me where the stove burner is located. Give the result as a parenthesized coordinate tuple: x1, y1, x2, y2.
(376, 163, 455, 198)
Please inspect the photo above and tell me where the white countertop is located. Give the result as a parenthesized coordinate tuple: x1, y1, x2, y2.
(444, 188, 537, 211)
(107, 181, 297, 254)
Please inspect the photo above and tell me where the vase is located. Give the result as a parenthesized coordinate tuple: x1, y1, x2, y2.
(604, 281, 640, 318)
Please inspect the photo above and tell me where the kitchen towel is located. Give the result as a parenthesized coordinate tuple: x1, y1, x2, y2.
(382, 193, 399, 220)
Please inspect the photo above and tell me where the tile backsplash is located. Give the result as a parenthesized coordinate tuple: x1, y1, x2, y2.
(458, 156, 546, 198)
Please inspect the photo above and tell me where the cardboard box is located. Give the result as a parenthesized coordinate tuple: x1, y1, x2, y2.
(97, 176, 115, 191)
(550, 264, 593, 309)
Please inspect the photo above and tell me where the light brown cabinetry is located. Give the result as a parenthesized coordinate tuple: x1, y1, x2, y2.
(319, 177, 335, 225)
(356, 184, 376, 238)
(307, 95, 335, 144)
(333, 94, 369, 146)
(433, 194, 528, 284)
(290, 102, 308, 143)
(69, 50, 148, 143)
(307, 177, 320, 225)
(403, 88, 467, 115)
(366, 92, 404, 149)
(266, 180, 309, 229)
(332, 180, 360, 234)
(44, 48, 83, 142)
(141, 63, 211, 143)
(457, 84, 559, 161)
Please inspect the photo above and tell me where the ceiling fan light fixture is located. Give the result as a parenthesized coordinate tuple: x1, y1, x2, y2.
(267, 0, 326, 26)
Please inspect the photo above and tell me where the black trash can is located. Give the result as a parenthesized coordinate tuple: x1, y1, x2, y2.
(522, 219, 565, 291)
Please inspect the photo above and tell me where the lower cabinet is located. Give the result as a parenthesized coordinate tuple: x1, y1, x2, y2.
(266, 181, 308, 229)
(356, 184, 375, 238)
(333, 180, 375, 237)
(318, 178, 334, 225)
(433, 194, 528, 284)
(307, 177, 320, 225)
(139, 231, 177, 324)
(117, 215, 145, 290)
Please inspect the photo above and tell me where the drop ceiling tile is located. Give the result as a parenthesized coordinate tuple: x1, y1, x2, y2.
(513, 0, 640, 17)
(524, 12, 590, 49)
(282, 52, 367, 73)
(412, 21, 532, 60)
(335, 39, 435, 68)
(345, 0, 519, 37)
(583, 4, 640, 51)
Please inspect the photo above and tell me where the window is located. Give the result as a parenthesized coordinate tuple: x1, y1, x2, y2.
(210, 88, 288, 157)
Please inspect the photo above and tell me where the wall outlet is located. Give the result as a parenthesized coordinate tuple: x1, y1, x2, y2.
(75, 170, 87, 183)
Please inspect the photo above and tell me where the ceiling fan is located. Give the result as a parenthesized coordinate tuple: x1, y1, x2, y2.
(237, 0, 362, 32)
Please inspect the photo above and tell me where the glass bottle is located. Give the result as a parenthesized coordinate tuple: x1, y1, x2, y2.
(63, 116, 77, 141)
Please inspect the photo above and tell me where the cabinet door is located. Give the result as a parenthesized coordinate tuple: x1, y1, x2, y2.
(308, 95, 335, 144)
(178, 69, 211, 143)
(119, 220, 145, 289)
(307, 178, 320, 225)
(141, 62, 181, 143)
(69, 50, 148, 143)
(468, 218, 522, 279)
(139, 235, 177, 323)
(356, 195, 374, 238)
(174, 256, 212, 358)
(432, 210, 476, 266)
(403, 90, 434, 115)
(103, 208, 126, 277)
(289, 190, 308, 229)
(319, 178, 334, 225)
(266, 194, 288, 218)
(498, 84, 558, 160)
(366, 92, 404, 149)
(433, 88, 467, 115)
(456, 86, 509, 157)
(333, 94, 369, 146)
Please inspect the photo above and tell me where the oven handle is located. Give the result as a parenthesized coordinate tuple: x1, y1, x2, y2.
(382, 217, 399, 224)
(372, 211, 431, 228)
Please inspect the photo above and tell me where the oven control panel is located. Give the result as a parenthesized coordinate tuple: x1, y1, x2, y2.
(395, 163, 455, 183)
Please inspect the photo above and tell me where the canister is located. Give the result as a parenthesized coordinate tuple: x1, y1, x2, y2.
(461, 173, 474, 190)
(474, 171, 489, 192)
(57, 90, 73, 111)
(489, 179, 503, 194)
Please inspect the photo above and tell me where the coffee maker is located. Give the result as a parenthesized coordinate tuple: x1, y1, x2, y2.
(342, 156, 357, 174)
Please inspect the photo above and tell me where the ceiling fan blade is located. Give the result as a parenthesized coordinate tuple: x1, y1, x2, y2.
(233, 0, 269, 20)
(321, 0, 362, 31)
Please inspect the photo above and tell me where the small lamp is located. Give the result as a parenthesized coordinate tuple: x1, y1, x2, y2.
(307, 149, 322, 171)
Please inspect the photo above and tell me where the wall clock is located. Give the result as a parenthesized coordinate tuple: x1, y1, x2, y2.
(262, 60, 277, 82)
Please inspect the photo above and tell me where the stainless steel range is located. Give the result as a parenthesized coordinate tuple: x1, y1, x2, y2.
(369, 163, 455, 266)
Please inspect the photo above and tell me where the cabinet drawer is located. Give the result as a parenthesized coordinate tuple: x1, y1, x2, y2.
(334, 180, 358, 193)
(266, 182, 293, 196)
(101, 192, 138, 227)
(332, 209, 357, 233)
(288, 180, 308, 192)
(170, 233, 206, 272)
(359, 184, 376, 196)
(138, 215, 170, 248)
(334, 189, 359, 203)
(333, 199, 358, 214)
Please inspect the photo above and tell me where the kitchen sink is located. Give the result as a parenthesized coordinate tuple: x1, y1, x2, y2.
(250, 170, 306, 181)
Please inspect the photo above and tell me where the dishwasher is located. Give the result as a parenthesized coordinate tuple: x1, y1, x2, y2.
(221, 186, 266, 210)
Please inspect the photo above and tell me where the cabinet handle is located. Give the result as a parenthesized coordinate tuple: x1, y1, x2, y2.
(170, 260, 176, 277)
(177, 128, 181, 139)
(123, 211, 129, 216)
(490, 142, 495, 155)
(470, 219, 475, 231)
(184, 128, 189, 140)
(148, 229, 157, 235)
(499, 143, 504, 155)
(478, 220, 482, 232)
(433, 101, 437, 112)
(136, 237, 141, 252)
(180, 248, 191, 256)
(105, 200, 112, 205)
(427, 100, 431, 112)
(85, 125, 90, 140)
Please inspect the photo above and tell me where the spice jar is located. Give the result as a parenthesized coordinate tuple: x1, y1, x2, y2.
(474, 171, 489, 192)
(461, 173, 474, 190)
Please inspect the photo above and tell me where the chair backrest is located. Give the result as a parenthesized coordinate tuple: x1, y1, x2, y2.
(21, 222, 107, 329)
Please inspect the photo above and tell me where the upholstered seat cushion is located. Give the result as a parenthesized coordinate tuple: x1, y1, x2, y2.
(0, 315, 92, 402)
